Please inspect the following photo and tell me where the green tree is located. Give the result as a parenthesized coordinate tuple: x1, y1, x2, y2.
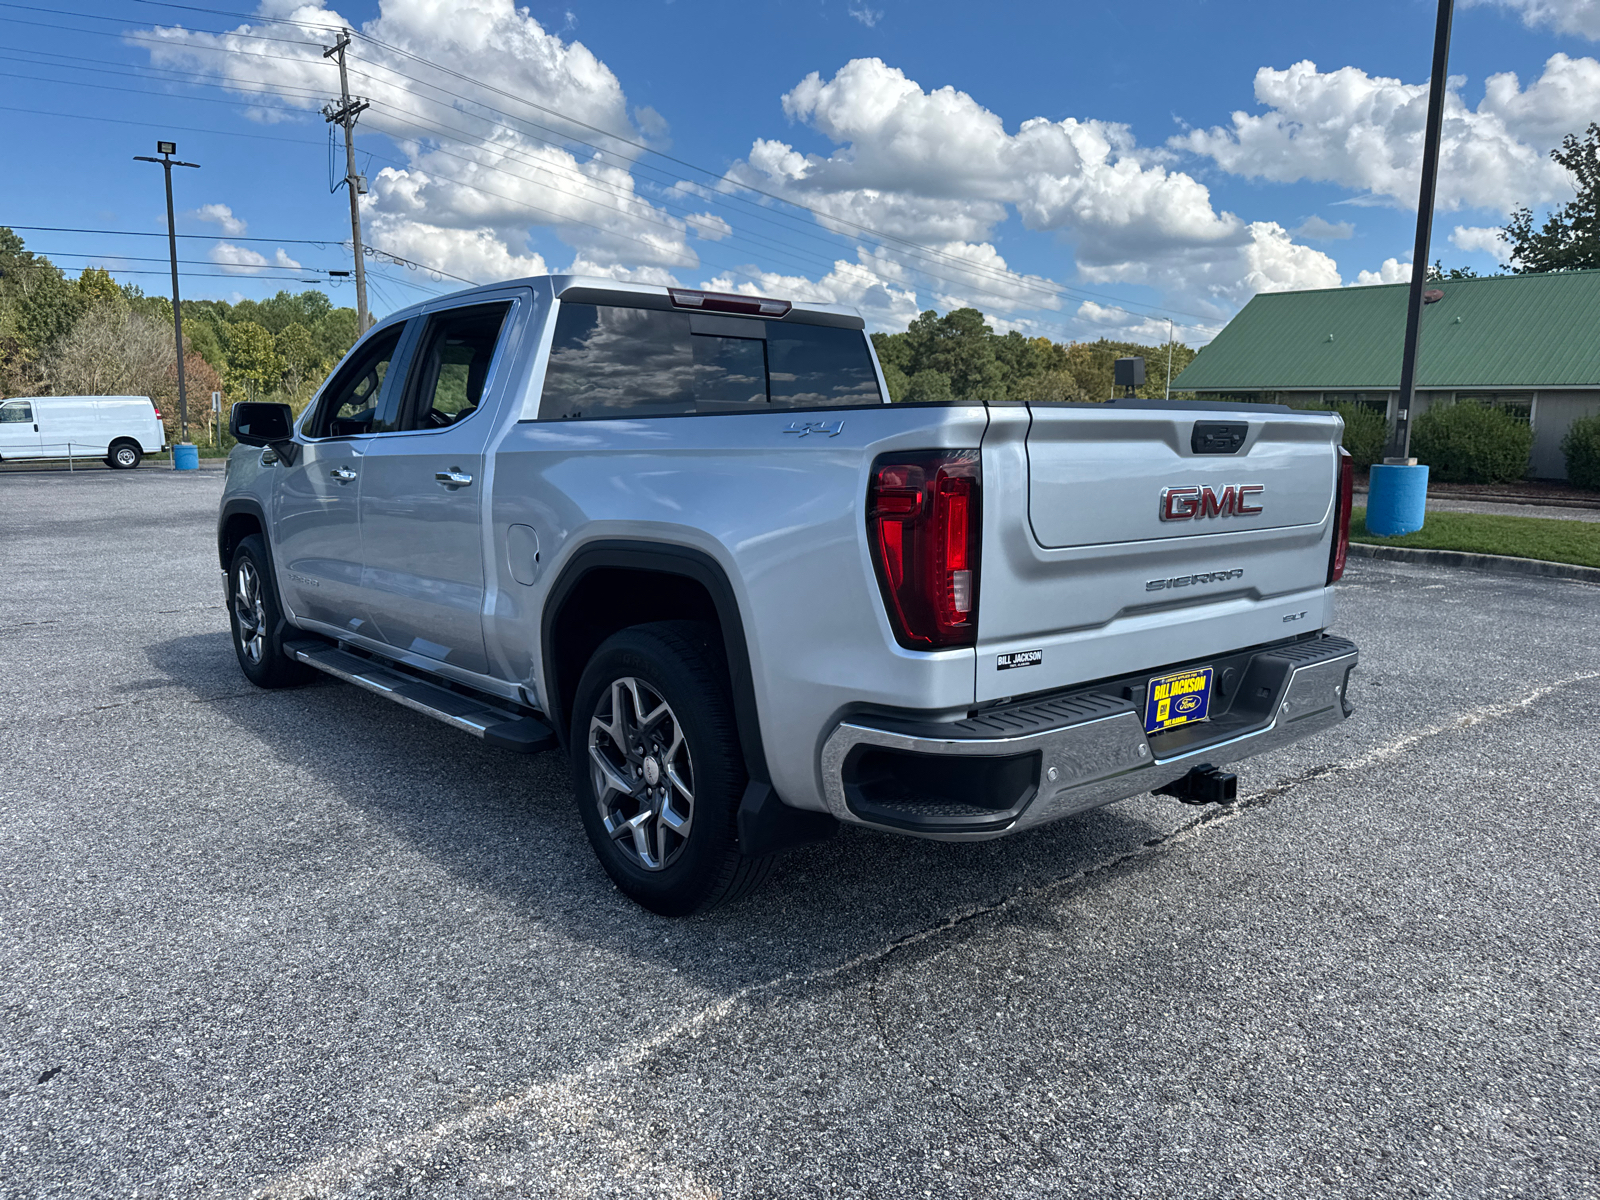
(880, 361, 910, 403)
(224, 320, 285, 402)
(275, 322, 323, 398)
(902, 368, 954, 404)
(1503, 123, 1600, 273)
(315, 306, 360, 365)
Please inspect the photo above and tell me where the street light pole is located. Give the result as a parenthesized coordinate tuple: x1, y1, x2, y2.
(134, 141, 200, 446)
(1389, 0, 1455, 462)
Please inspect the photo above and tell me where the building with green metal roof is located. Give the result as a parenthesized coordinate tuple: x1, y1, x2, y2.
(1171, 269, 1600, 480)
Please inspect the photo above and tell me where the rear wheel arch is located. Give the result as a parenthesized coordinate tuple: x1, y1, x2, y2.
(541, 541, 769, 785)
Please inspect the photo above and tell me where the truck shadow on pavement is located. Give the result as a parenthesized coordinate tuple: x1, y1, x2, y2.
(145, 631, 1180, 994)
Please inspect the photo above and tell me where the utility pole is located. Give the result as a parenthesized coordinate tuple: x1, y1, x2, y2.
(1388, 0, 1455, 462)
(1165, 318, 1175, 401)
(323, 31, 371, 332)
(134, 140, 199, 446)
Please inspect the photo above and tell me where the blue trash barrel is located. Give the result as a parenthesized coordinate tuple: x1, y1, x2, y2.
(173, 442, 200, 472)
(1366, 463, 1429, 536)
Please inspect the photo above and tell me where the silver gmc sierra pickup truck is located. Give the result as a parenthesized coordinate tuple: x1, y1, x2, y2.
(220, 275, 1359, 915)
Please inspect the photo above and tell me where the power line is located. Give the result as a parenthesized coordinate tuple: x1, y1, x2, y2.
(53, 4, 1212, 324)
(32, 250, 332, 269)
(5, 225, 472, 286)
(7, 16, 1218, 332)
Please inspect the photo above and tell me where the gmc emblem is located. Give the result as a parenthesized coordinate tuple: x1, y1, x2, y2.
(1159, 484, 1264, 521)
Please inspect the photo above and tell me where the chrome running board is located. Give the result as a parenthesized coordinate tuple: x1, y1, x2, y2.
(284, 638, 558, 753)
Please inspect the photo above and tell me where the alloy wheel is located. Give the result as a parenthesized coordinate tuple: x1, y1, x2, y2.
(588, 676, 695, 871)
(233, 560, 266, 664)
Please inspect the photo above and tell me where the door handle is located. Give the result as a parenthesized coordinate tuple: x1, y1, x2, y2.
(330, 467, 357, 482)
(435, 468, 473, 488)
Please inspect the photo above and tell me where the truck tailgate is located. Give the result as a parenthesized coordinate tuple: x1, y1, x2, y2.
(976, 403, 1343, 704)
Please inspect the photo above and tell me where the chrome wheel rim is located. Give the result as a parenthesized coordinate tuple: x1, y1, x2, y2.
(233, 560, 266, 664)
(115, 447, 137, 467)
(588, 676, 694, 871)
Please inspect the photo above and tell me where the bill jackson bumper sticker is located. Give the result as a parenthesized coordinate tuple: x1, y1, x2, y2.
(997, 649, 1043, 671)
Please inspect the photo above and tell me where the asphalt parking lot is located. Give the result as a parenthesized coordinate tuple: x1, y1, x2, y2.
(3, 469, 1599, 1199)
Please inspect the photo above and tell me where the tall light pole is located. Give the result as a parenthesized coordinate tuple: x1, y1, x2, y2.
(1389, 0, 1455, 462)
(134, 140, 199, 445)
(1368, 0, 1453, 538)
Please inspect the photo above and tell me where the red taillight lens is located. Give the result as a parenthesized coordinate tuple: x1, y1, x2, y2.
(867, 450, 981, 649)
(153, 406, 163, 419)
(1328, 447, 1354, 584)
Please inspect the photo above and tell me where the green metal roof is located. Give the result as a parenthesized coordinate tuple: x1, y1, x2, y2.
(1172, 269, 1600, 392)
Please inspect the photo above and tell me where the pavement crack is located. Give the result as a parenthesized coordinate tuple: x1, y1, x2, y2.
(250, 668, 1600, 1200)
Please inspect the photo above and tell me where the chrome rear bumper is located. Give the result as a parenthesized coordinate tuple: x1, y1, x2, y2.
(819, 636, 1358, 840)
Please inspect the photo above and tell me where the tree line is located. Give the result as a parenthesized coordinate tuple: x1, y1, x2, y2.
(871, 307, 1196, 405)
(0, 228, 361, 443)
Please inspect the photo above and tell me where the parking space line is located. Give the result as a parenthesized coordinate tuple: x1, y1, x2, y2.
(250, 667, 1600, 1199)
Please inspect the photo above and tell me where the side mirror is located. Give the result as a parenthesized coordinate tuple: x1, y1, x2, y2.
(230, 401, 298, 463)
(230, 401, 293, 445)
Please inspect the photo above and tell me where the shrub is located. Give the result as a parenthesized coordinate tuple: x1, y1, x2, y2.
(1329, 402, 1389, 470)
(1411, 401, 1533, 484)
(1561, 412, 1600, 490)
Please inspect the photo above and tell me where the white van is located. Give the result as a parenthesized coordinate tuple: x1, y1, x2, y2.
(0, 396, 167, 469)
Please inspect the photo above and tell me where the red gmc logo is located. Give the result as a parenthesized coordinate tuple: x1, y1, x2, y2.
(1160, 484, 1264, 521)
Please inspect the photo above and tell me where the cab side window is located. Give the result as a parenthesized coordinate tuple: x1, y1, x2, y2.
(308, 324, 406, 439)
(400, 303, 512, 430)
(1, 401, 33, 423)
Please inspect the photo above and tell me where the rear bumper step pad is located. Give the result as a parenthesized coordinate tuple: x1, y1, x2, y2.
(285, 639, 557, 753)
(820, 633, 1358, 840)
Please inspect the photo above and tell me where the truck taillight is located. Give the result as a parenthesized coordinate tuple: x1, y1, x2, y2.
(153, 405, 162, 419)
(1328, 447, 1354, 584)
(867, 450, 981, 649)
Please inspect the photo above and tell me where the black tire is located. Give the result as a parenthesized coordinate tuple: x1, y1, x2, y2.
(228, 534, 315, 689)
(570, 621, 774, 916)
(108, 441, 142, 470)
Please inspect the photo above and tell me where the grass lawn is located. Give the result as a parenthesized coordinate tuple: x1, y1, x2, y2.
(1351, 507, 1600, 569)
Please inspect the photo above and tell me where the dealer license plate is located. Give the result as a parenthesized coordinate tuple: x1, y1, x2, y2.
(1144, 667, 1214, 734)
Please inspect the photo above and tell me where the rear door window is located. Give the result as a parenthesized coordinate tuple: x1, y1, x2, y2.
(539, 302, 880, 420)
(398, 302, 512, 431)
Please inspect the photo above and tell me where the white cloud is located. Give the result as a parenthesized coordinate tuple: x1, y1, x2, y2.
(727, 58, 1340, 320)
(1174, 55, 1600, 214)
(192, 203, 246, 235)
(1074, 301, 1221, 347)
(1293, 215, 1355, 240)
(848, 4, 883, 27)
(1450, 224, 1513, 262)
(1465, 0, 1600, 39)
(702, 256, 921, 330)
(139, 0, 702, 279)
(364, 215, 547, 284)
(1353, 258, 1412, 286)
(209, 242, 301, 274)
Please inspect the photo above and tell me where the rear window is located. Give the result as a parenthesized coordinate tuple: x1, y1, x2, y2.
(538, 303, 881, 420)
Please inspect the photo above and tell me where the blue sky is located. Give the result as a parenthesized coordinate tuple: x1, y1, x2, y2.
(3, 0, 1596, 343)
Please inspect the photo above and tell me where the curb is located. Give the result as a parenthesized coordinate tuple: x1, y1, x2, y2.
(1349, 541, 1600, 585)
(1352, 489, 1600, 512)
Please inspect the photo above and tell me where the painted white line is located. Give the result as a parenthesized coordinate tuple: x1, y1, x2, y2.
(252, 669, 1600, 1199)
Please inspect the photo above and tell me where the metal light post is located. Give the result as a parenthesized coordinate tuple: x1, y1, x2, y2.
(134, 141, 200, 461)
(1369, 0, 1453, 535)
